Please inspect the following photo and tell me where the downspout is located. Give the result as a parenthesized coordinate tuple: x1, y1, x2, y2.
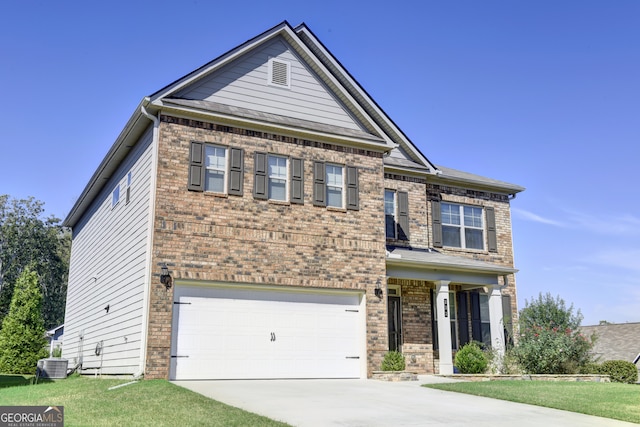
(136, 103, 160, 379)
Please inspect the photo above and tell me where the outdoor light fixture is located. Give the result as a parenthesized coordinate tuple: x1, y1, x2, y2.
(160, 263, 173, 289)
(374, 279, 383, 299)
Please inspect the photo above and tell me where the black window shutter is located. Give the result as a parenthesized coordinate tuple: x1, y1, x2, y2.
(188, 142, 205, 192)
(502, 294, 514, 346)
(228, 148, 244, 196)
(397, 191, 410, 241)
(486, 206, 497, 252)
(253, 152, 268, 200)
(470, 291, 482, 343)
(457, 292, 470, 347)
(346, 166, 359, 210)
(290, 157, 304, 204)
(313, 161, 326, 207)
(431, 200, 443, 247)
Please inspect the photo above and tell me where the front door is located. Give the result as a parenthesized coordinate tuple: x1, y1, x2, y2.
(388, 296, 402, 351)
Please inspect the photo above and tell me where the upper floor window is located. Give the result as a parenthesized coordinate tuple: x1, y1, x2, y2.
(112, 185, 120, 208)
(254, 153, 303, 204)
(205, 145, 227, 193)
(125, 171, 132, 204)
(385, 189, 409, 241)
(268, 155, 287, 201)
(432, 200, 497, 252)
(326, 164, 343, 208)
(312, 162, 359, 211)
(441, 203, 484, 250)
(188, 142, 244, 196)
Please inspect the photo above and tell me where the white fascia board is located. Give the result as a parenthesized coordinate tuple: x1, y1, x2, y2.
(295, 25, 436, 171)
(157, 103, 390, 152)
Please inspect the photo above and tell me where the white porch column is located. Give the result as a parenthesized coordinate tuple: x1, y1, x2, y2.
(488, 285, 505, 358)
(435, 281, 453, 375)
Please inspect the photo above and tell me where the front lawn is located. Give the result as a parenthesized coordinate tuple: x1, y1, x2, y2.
(425, 380, 640, 424)
(0, 375, 290, 427)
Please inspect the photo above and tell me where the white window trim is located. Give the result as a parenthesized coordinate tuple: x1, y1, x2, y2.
(385, 189, 397, 239)
(205, 144, 228, 194)
(111, 185, 120, 209)
(268, 154, 289, 202)
(326, 163, 345, 209)
(442, 203, 485, 250)
(126, 171, 132, 204)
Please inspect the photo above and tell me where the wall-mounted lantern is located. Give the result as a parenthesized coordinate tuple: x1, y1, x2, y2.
(160, 263, 173, 290)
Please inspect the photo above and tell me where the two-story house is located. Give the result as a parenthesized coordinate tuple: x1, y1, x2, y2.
(62, 21, 523, 380)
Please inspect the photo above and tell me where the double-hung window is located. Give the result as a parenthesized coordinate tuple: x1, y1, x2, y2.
(441, 203, 484, 250)
(313, 162, 358, 210)
(268, 155, 287, 201)
(254, 153, 303, 203)
(385, 189, 410, 240)
(188, 142, 244, 195)
(384, 190, 396, 238)
(205, 145, 227, 193)
(326, 164, 343, 208)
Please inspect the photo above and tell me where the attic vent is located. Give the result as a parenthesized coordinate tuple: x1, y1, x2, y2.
(268, 59, 290, 88)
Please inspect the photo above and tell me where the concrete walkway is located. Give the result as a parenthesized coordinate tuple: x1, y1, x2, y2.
(173, 376, 637, 427)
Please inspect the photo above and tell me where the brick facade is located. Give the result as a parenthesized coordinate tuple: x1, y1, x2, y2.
(144, 118, 388, 378)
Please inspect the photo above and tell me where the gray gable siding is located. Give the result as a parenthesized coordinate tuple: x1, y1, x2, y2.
(62, 127, 154, 375)
(176, 37, 364, 131)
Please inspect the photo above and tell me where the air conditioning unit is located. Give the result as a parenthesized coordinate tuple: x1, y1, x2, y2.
(37, 358, 69, 379)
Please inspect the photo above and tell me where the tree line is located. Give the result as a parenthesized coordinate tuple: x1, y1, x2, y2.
(0, 195, 70, 329)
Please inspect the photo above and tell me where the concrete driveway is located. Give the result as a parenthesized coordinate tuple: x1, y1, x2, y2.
(173, 376, 636, 427)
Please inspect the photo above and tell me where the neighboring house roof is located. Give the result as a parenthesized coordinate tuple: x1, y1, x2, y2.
(580, 322, 640, 369)
(386, 246, 518, 275)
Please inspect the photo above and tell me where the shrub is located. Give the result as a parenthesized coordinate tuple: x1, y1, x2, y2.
(52, 345, 62, 358)
(513, 293, 595, 374)
(381, 351, 405, 371)
(0, 268, 49, 374)
(455, 342, 488, 374)
(578, 362, 602, 374)
(599, 360, 638, 384)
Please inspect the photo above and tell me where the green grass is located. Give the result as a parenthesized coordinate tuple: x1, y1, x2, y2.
(0, 375, 290, 427)
(425, 381, 640, 424)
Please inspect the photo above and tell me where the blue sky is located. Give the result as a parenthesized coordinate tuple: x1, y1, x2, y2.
(1, 1, 638, 325)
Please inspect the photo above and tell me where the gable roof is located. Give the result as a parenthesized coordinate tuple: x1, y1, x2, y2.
(63, 21, 517, 228)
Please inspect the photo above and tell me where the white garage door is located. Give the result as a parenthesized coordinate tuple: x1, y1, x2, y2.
(170, 285, 364, 380)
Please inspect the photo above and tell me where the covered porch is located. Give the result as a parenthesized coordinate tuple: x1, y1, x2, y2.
(385, 246, 517, 374)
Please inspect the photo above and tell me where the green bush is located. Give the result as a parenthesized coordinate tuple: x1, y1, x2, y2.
(52, 345, 62, 358)
(381, 351, 405, 371)
(578, 362, 603, 374)
(599, 360, 638, 384)
(513, 293, 595, 374)
(455, 342, 488, 374)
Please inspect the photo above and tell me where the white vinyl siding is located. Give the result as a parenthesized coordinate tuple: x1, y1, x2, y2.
(176, 37, 364, 132)
(62, 126, 154, 375)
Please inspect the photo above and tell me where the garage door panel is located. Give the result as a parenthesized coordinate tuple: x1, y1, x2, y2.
(171, 286, 363, 380)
